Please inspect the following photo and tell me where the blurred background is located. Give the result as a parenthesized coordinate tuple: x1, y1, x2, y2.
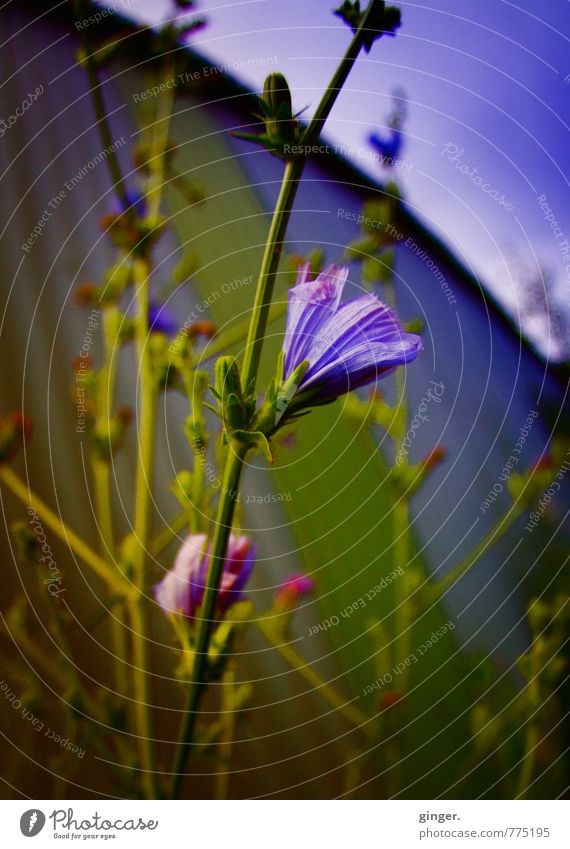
(112, 0, 570, 361)
(0, 0, 568, 799)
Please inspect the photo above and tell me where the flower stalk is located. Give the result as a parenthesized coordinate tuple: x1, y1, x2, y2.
(0, 465, 131, 598)
(170, 0, 389, 794)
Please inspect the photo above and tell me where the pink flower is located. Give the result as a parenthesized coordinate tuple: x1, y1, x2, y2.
(153, 533, 255, 620)
(275, 573, 315, 608)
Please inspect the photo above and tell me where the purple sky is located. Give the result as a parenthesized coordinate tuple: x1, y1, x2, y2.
(107, 0, 570, 359)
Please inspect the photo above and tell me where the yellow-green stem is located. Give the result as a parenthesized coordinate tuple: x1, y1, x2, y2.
(0, 465, 131, 597)
(215, 664, 236, 800)
(428, 508, 519, 602)
(74, 0, 129, 208)
(171, 441, 248, 798)
(241, 0, 382, 391)
(131, 256, 158, 798)
(257, 619, 374, 738)
(516, 675, 540, 799)
(150, 510, 188, 558)
(393, 496, 412, 684)
(170, 0, 387, 796)
(92, 304, 128, 696)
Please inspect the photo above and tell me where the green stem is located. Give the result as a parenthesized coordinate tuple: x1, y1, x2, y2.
(240, 158, 302, 389)
(214, 664, 237, 800)
(0, 465, 131, 597)
(257, 619, 374, 738)
(170, 0, 384, 795)
(92, 306, 128, 698)
(516, 675, 540, 799)
(241, 0, 381, 392)
(393, 495, 412, 683)
(171, 441, 247, 799)
(427, 507, 519, 602)
(131, 256, 158, 798)
(150, 510, 188, 558)
(74, 0, 128, 208)
(183, 371, 207, 535)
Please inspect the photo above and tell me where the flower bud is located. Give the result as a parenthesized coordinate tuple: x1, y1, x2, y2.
(261, 73, 298, 144)
(215, 356, 243, 402)
(420, 444, 447, 472)
(0, 412, 33, 463)
(186, 320, 217, 341)
(214, 356, 254, 430)
(378, 690, 404, 711)
(11, 520, 39, 562)
(73, 282, 100, 307)
(274, 573, 315, 609)
(153, 533, 256, 621)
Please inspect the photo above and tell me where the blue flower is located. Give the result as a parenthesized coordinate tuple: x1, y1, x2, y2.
(368, 127, 403, 166)
(282, 263, 422, 405)
(111, 188, 148, 218)
(148, 301, 178, 337)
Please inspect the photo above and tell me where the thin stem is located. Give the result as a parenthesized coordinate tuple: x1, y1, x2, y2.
(145, 60, 175, 222)
(74, 0, 128, 208)
(171, 441, 247, 798)
(0, 465, 131, 598)
(92, 460, 115, 552)
(125, 56, 179, 797)
(214, 664, 237, 800)
(127, 596, 157, 796)
(200, 302, 288, 364)
(93, 467, 128, 700)
(150, 510, 188, 558)
(240, 158, 302, 389)
(131, 256, 158, 798)
(171, 0, 384, 795)
(393, 495, 411, 683)
(183, 371, 207, 535)
(92, 306, 128, 697)
(241, 0, 381, 392)
(427, 507, 519, 602)
(257, 620, 374, 738)
(516, 675, 540, 799)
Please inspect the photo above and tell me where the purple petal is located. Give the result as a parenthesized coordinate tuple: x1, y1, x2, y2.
(149, 302, 178, 337)
(152, 533, 208, 617)
(284, 264, 348, 378)
(218, 535, 256, 612)
(286, 286, 422, 403)
(154, 533, 256, 621)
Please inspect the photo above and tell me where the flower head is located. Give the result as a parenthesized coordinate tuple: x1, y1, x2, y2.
(0, 412, 33, 463)
(282, 263, 422, 407)
(112, 188, 148, 219)
(153, 533, 255, 621)
(148, 301, 178, 337)
(274, 573, 315, 608)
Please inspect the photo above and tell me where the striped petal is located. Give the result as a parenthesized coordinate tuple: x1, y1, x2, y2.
(282, 266, 422, 404)
(284, 264, 348, 377)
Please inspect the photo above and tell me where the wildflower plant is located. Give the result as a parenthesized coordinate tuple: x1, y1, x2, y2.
(1, 0, 567, 803)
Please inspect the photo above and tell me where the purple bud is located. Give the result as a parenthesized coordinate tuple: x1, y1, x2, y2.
(275, 573, 315, 608)
(153, 533, 255, 620)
